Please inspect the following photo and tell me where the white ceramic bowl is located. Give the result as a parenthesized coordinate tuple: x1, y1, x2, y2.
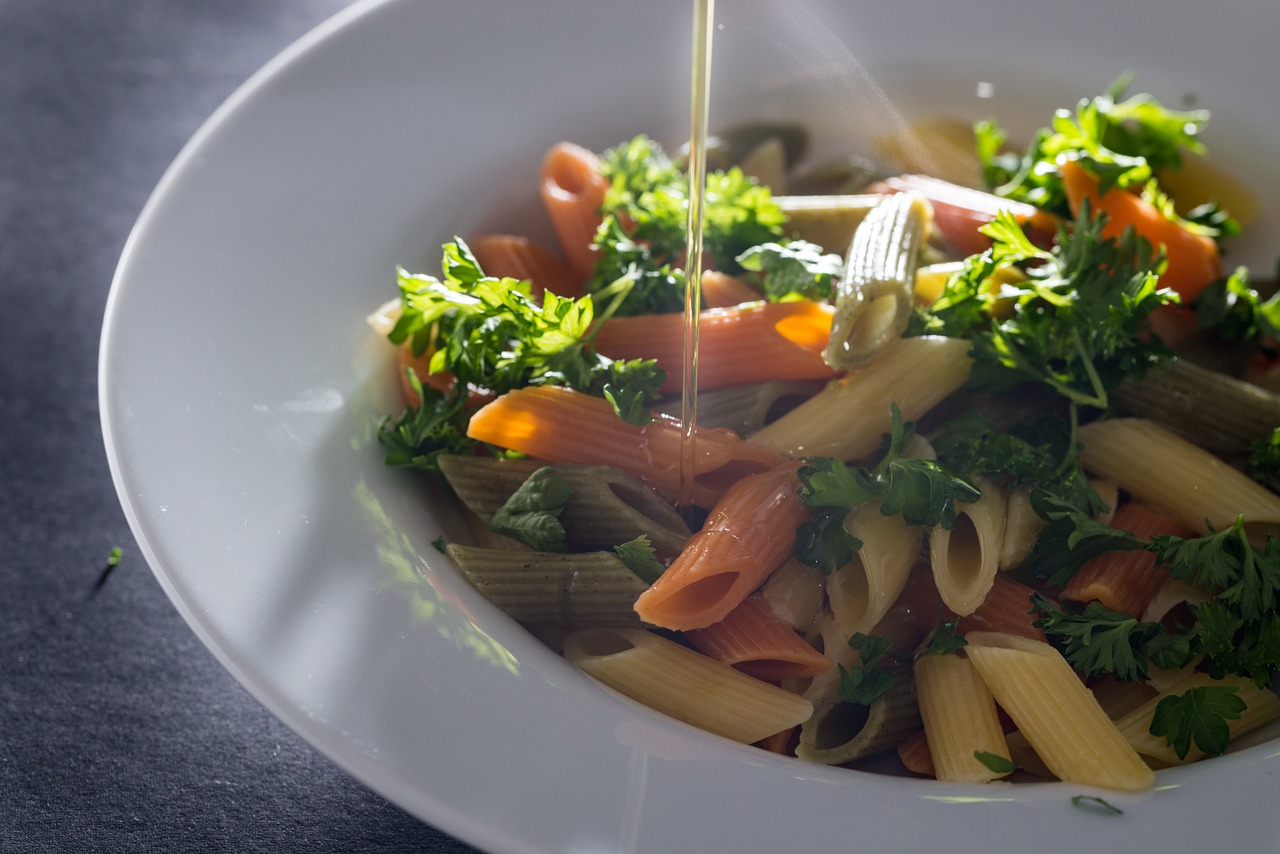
(100, 1, 1280, 851)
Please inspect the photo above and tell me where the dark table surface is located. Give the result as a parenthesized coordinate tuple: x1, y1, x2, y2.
(1, 2, 480, 851)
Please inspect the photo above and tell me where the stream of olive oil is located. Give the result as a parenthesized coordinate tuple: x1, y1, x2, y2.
(677, 0, 715, 509)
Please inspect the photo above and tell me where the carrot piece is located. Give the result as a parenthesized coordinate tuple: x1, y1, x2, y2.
(464, 385, 787, 507)
(1059, 159, 1220, 300)
(1062, 502, 1195, 616)
(593, 300, 839, 394)
(633, 462, 807, 630)
(467, 234, 580, 299)
(686, 594, 833, 681)
(539, 142, 608, 285)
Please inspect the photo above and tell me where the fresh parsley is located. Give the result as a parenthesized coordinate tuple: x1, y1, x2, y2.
(1192, 267, 1280, 344)
(1149, 684, 1246, 759)
(1071, 794, 1124, 815)
(591, 136, 785, 315)
(973, 751, 1018, 774)
(735, 240, 843, 303)
(377, 240, 665, 471)
(978, 76, 1210, 219)
(1030, 593, 1194, 683)
(839, 633, 896, 706)
(1025, 491, 1146, 587)
(1248, 427, 1280, 489)
(794, 405, 980, 572)
(915, 206, 1176, 410)
(917, 619, 967, 658)
(488, 466, 572, 552)
(613, 535, 666, 584)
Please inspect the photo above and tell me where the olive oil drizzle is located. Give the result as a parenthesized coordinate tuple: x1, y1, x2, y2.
(678, 0, 715, 509)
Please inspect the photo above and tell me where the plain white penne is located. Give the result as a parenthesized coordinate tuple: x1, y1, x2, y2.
(1079, 418, 1280, 538)
(751, 336, 973, 460)
(929, 476, 1005, 616)
(827, 501, 922, 638)
(562, 627, 813, 744)
(964, 631, 1155, 791)
(997, 486, 1041, 571)
(915, 654, 1011, 782)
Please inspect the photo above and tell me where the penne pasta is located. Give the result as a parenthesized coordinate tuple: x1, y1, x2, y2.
(465, 385, 787, 507)
(795, 665, 920, 765)
(593, 301, 838, 395)
(751, 336, 973, 460)
(539, 142, 607, 283)
(964, 631, 1155, 791)
(562, 627, 813, 744)
(758, 558, 827, 634)
(446, 544, 649, 627)
(654, 380, 824, 437)
(632, 463, 806, 630)
(437, 456, 692, 560)
(466, 233, 580, 299)
(1078, 418, 1280, 538)
(997, 486, 1043, 570)
(914, 654, 1012, 782)
(928, 476, 1005, 617)
(1062, 501, 1195, 617)
(1113, 671, 1280, 765)
(827, 501, 923, 638)
(685, 594, 834, 681)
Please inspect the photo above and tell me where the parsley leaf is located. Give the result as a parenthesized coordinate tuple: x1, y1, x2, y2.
(794, 406, 979, 571)
(736, 240, 843, 302)
(917, 206, 1176, 410)
(1071, 795, 1124, 815)
(377, 371, 478, 472)
(973, 751, 1018, 774)
(1192, 267, 1280, 344)
(839, 633, 897, 706)
(917, 620, 967, 658)
(489, 467, 572, 552)
(1025, 491, 1145, 587)
(613, 535, 666, 584)
(1149, 685, 1246, 759)
(1248, 428, 1280, 489)
(590, 136, 785, 315)
(1151, 516, 1280, 624)
(979, 76, 1210, 219)
(1031, 593, 1194, 682)
(378, 240, 666, 470)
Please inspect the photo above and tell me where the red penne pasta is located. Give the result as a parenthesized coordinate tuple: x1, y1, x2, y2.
(686, 594, 833, 681)
(700, 270, 762, 308)
(539, 142, 608, 284)
(1062, 501, 1195, 616)
(594, 300, 839, 394)
(633, 462, 806, 630)
(467, 233, 581, 299)
(464, 385, 787, 506)
(899, 569, 1048, 642)
(869, 174, 1059, 257)
(897, 728, 935, 777)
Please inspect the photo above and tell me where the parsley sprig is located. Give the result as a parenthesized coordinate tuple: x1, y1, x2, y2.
(1031, 592, 1194, 683)
(915, 206, 1176, 410)
(977, 76, 1210, 220)
(1149, 685, 1246, 759)
(735, 240, 844, 303)
(794, 405, 980, 573)
(377, 240, 665, 471)
(591, 136, 786, 315)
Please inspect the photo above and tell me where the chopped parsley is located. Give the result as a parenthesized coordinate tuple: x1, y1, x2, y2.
(735, 240, 843, 302)
(1031, 593, 1194, 683)
(973, 751, 1018, 774)
(377, 240, 665, 471)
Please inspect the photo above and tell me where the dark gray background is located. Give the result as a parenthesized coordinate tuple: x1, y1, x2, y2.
(1, 2, 481, 850)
